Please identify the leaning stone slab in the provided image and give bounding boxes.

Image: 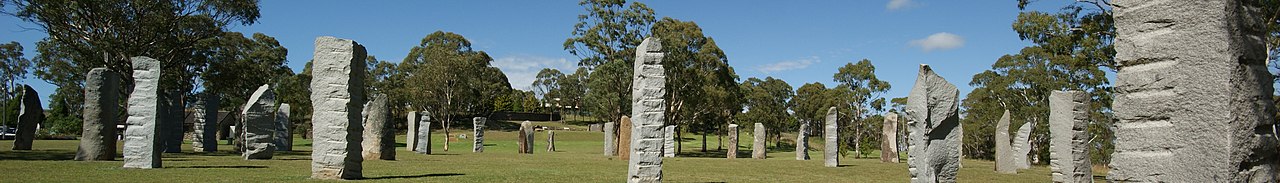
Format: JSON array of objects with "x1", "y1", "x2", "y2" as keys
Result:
[
  {"x1": 309, "y1": 36, "x2": 366, "y2": 179},
  {"x1": 881, "y1": 112, "x2": 900, "y2": 163},
  {"x1": 824, "y1": 107, "x2": 839, "y2": 167},
  {"x1": 473, "y1": 117, "x2": 486, "y2": 153},
  {"x1": 192, "y1": 94, "x2": 218, "y2": 153},
  {"x1": 123, "y1": 56, "x2": 163, "y2": 169},
  {"x1": 618, "y1": 116, "x2": 633, "y2": 160},
  {"x1": 905, "y1": 64, "x2": 962, "y2": 182},
  {"x1": 752, "y1": 123, "x2": 766, "y2": 159},
  {"x1": 663, "y1": 125, "x2": 675, "y2": 157},
  {"x1": 995, "y1": 110, "x2": 1015, "y2": 173},
  {"x1": 362, "y1": 94, "x2": 393, "y2": 160},
  {"x1": 626, "y1": 37, "x2": 666, "y2": 183},
  {"x1": 77, "y1": 68, "x2": 119, "y2": 160},
  {"x1": 275, "y1": 103, "x2": 292, "y2": 151},
  {"x1": 604, "y1": 121, "x2": 617, "y2": 156},
  {"x1": 727, "y1": 123, "x2": 739, "y2": 159},
  {"x1": 1050, "y1": 91, "x2": 1091, "y2": 182},
  {"x1": 242, "y1": 84, "x2": 277, "y2": 160},
  {"x1": 1012, "y1": 121, "x2": 1033, "y2": 170},
  {"x1": 796, "y1": 121, "x2": 810, "y2": 160},
  {"x1": 13, "y1": 85, "x2": 40, "y2": 150}
]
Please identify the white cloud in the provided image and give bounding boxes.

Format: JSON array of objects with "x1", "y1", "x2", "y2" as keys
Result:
[
  {"x1": 910, "y1": 32, "x2": 965, "y2": 52},
  {"x1": 887, "y1": 0, "x2": 913, "y2": 10},
  {"x1": 491, "y1": 55, "x2": 579, "y2": 91},
  {"x1": 756, "y1": 56, "x2": 820, "y2": 73}
]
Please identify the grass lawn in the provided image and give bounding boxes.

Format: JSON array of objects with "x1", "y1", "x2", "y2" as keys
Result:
[{"x1": 0, "y1": 121, "x2": 1089, "y2": 182}]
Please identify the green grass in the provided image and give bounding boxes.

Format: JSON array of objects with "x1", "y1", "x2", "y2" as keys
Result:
[{"x1": 0, "y1": 126, "x2": 1080, "y2": 182}]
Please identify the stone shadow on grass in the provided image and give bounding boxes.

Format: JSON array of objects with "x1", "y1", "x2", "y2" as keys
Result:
[
  {"x1": 0, "y1": 149, "x2": 76, "y2": 160},
  {"x1": 170, "y1": 165, "x2": 268, "y2": 169},
  {"x1": 363, "y1": 173, "x2": 464, "y2": 180}
]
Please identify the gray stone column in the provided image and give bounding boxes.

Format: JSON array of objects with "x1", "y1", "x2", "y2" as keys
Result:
[
  {"x1": 12, "y1": 85, "x2": 39, "y2": 150},
  {"x1": 1012, "y1": 122, "x2": 1033, "y2": 170},
  {"x1": 415, "y1": 112, "x2": 432, "y2": 154},
  {"x1": 905, "y1": 64, "x2": 962, "y2": 182},
  {"x1": 242, "y1": 84, "x2": 277, "y2": 160},
  {"x1": 518, "y1": 121, "x2": 532, "y2": 154},
  {"x1": 473, "y1": 117, "x2": 485, "y2": 153},
  {"x1": 604, "y1": 122, "x2": 617, "y2": 156},
  {"x1": 752, "y1": 123, "x2": 766, "y2": 159},
  {"x1": 824, "y1": 107, "x2": 839, "y2": 167},
  {"x1": 881, "y1": 112, "x2": 899, "y2": 163},
  {"x1": 275, "y1": 103, "x2": 291, "y2": 151},
  {"x1": 77, "y1": 68, "x2": 119, "y2": 160},
  {"x1": 626, "y1": 37, "x2": 666, "y2": 183},
  {"x1": 995, "y1": 110, "x2": 1014, "y2": 173},
  {"x1": 1050, "y1": 91, "x2": 1091, "y2": 182},
  {"x1": 309, "y1": 36, "x2": 366, "y2": 180},
  {"x1": 727, "y1": 124, "x2": 739, "y2": 159},
  {"x1": 362, "y1": 94, "x2": 393, "y2": 160},
  {"x1": 663, "y1": 125, "x2": 675, "y2": 158},
  {"x1": 796, "y1": 122, "x2": 809, "y2": 160},
  {"x1": 407, "y1": 111, "x2": 418, "y2": 152},
  {"x1": 547, "y1": 131, "x2": 556, "y2": 152},
  {"x1": 192, "y1": 94, "x2": 218, "y2": 153},
  {"x1": 123, "y1": 56, "x2": 163, "y2": 169}
]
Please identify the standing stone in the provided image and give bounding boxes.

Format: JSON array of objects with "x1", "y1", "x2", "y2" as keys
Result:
[
  {"x1": 626, "y1": 37, "x2": 666, "y2": 183},
  {"x1": 242, "y1": 85, "x2": 277, "y2": 159},
  {"x1": 192, "y1": 95, "x2": 219, "y2": 153},
  {"x1": 1050, "y1": 91, "x2": 1091, "y2": 183},
  {"x1": 123, "y1": 56, "x2": 163, "y2": 169},
  {"x1": 518, "y1": 121, "x2": 533, "y2": 154},
  {"x1": 310, "y1": 36, "x2": 365, "y2": 180},
  {"x1": 77, "y1": 68, "x2": 119, "y2": 160},
  {"x1": 905, "y1": 64, "x2": 962, "y2": 182},
  {"x1": 415, "y1": 113, "x2": 432, "y2": 154},
  {"x1": 1109, "y1": 0, "x2": 1280, "y2": 182},
  {"x1": 407, "y1": 111, "x2": 418, "y2": 152},
  {"x1": 604, "y1": 121, "x2": 617, "y2": 156},
  {"x1": 547, "y1": 131, "x2": 556, "y2": 152},
  {"x1": 796, "y1": 122, "x2": 810, "y2": 160},
  {"x1": 881, "y1": 112, "x2": 900, "y2": 163},
  {"x1": 727, "y1": 124, "x2": 739, "y2": 159},
  {"x1": 752, "y1": 123, "x2": 767, "y2": 159},
  {"x1": 13, "y1": 85, "x2": 40, "y2": 150},
  {"x1": 275, "y1": 103, "x2": 292, "y2": 151},
  {"x1": 823, "y1": 107, "x2": 839, "y2": 167},
  {"x1": 472, "y1": 117, "x2": 485, "y2": 153},
  {"x1": 1012, "y1": 122, "x2": 1033, "y2": 170},
  {"x1": 618, "y1": 116, "x2": 633, "y2": 160},
  {"x1": 590, "y1": 124, "x2": 602, "y2": 132},
  {"x1": 995, "y1": 110, "x2": 1015, "y2": 173},
  {"x1": 663, "y1": 125, "x2": 675, "y2": 158},
  {"x1": 361, "y1": 94, "x2": 393, "y2": 160},
  {"x1": 161, "y1": 92, "x2": 183, "y2": 153}
]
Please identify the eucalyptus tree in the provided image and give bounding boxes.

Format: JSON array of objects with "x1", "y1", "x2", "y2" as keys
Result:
[
  {"x1": 399, "y1": 31, "x2": 510, "y2": 151},
  {"x1": 566, "y1": 0, "x2": 656, "y2": 125},
  {"x1": 739, "y1": 77, "x2": 794, "y2": 147},
  {"x1": 651, "y1": 17, "x2": 741, "y2": 152},
  {"x1": 831, "y1": 59, "x2": 891, "y2": 157}
]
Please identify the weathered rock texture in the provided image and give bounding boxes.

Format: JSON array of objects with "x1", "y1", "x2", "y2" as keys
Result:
[
  {"x1": 1109, "y1": 0, "x2": 1280, "y2": 182},
  {"x1": 547, "y1": 131, "x2": 556, "y2": 152},
  {"x1": 824, "y1": 107, "x2": 839, "y2": 167},
  {"x1": 1012, "y1": 122, "x2": 1033, "y2": 170},
  {"x1": 275, "y1": 103, "x2": 292, "y2": 151},
  {"x1": 242, "y1": 84, "x2": 277, "y2": 160},
  {"x1": 881, "y1": 112, "x2": 900, "y2": 163},
  {"x1": 13, "y1": 85, "x2": 40, "y2": 150},
  {"x1": 416, "y1": 116, "x2": 432, "y2": 154},
  {"x1": 905, "y1": 64, "x2": 962, "y2": 182},
  {"x1": 604, "y1": 121, "x2": 617, "y2": 156},
  {"x1": 407, "y1": 111, "x2": 418, "y2": 152},
  {"x1": 123, "y1": 56, "x2": 163, "y2": 169},
  {"x1": 473, "y1": 117, "x2": 485, "y2": 153},
  {"x1": 752, "y1": 123, "x2": 767, "y2": 159},
  {"x1": 518, "y1": 121, "x2": 533, "y2": 154},
  {"x1": 626, "y1": 37, "x2": 666, "y2": 183},
  {"x1": 995, "y1": 110, "x2": 1015, "y2": 173},
  {"x1": 362, "y1": 94, "x2": 393, "y2": 160},
  {"x1": 663, "y1": 125, "x2": 675, "y2": 157},
  {"x1": 796, "y1": 122, "x2": 810, "y2": 160},
  {"x1": 1050, "y1": 91, "x2": 1092, "y2": 182},
  {"x1": 76, "y1": 68, "x2": 119, "y2": 160},
  {"x1": 192, "y1": 94, "x2": 218, "y2": 153},
  {"x1": 618, "y1": 116, "x2": 632, "y2": 160},
  {"x1": 727, "y1": 124, "x2": 739, "y2": 159},
  {"x1": 309, "y1": 36, "x2": 366, "y2": 179}
]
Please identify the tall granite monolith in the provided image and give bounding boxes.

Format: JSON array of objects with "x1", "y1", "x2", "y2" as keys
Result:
[
  {"x1": 518, "y1": 121, "x2": 532, "y2": 154},
  {"x1": 275, "y1": 103, "x2": 292, "y2": 151},
  {"x1": 407, "y1": 111, "x2": 418, "y2": 152},
  {"x1": 881, "y1": 112, "x2": 900, "y2": 163},
  {"x1": 604, "y1": 121, "x2": 617, "y2": 156},
  {"x1": 905, "y1": 64, "x2": 962, "y2": 182},
  {"x1": 473, "y1": 117, "x2": 485, "y2": 153},
  {"x1": 626, "y1": 37, "x2": 666, "y2": 183},
  {"x1": 1012, "y1": 122, "x2": 1033, "y2": 170},
  {"x1": 415, "y1": 114, "x2": 432, "y2": 154},
  {"x1": 995, "y1": 110, "x2": 1015, "y2": 174},
  {"x1": 796, "y1": 122, "x2": 810, "y2": 160},
  {"x1": 727, "y1": 123, "x2": 739, "y2": 159},
  {"x1": 824, "y1": 107, "x2": 839, "y2": 167},
  {"x1": 663, "y1": 125, "x2": 675, "y2": 157},
  {"x1": 192, "y1": 94, "x2": 218, "y2": 153},
  {"x1": 123, "y1": 56, "x2": 163, "y2": 169},
  {"x1": 1050, "y1": 91, "x2": 1091, "y2": 182},
  {"x1": 309, "y1": 36, "x2": 365, "y2": 179},
  {"x1": 547, "y1": 131, "x2": 556, "y2": 152},
  {"x1": 618, "y1": 116, "x2": 632, "y2": 160},
  {"x1": 242, "y1": 84, "x2": 277, "y2": 160},
  {"x1": 362, "y1": 94, "x2": 393, "y2": 160},
  {"x1": 76, "y1": 68, "x2": 119, "y2": 160},
  {"x1": 752, "y1": 123, "x2": 766, "y2": 159},
  {"x1": 12, "y1": 85, "x2": 41, "y2": 150}
]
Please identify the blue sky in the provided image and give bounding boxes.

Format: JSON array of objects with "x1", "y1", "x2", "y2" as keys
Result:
[{"x1": 1, "y1": 0, "x2": 1083, "y2": 108}]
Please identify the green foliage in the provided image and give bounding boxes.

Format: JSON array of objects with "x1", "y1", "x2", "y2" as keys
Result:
[
  {"x1": 583, "y1": 59, "x2": 631, "y2": 123},
  {"x1": 831, "y1": 59, "x2": 891, "y2": 157},
  {"x1": 396, "y1": 31, "x2": 511, "y2": 147},
  {"x1": 651, "y1": 17, "x2": 742, "y2": 151},
  {"x1": 738, "y1": 77, "x2": 794, "y2": 146},
  {"x1": 0, "y1": 41, "x2": 30, "y2": 128},
  {"x1": 43, "y1": 90, "x2": 78, "y2": 136},
  {"x1": 198, "y1": 32, "x2": 291, "y2": 111},
  {"x1": 564, "y1": 0, "x2": 656, "y2": 69}
]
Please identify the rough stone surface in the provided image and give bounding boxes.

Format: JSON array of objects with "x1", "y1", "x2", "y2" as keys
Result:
[
  {"x1": 161, "y1": 92, "x2": 183, "y2": 153},
  {"x1": 604, "y1": 121, "x2": 617, "y2": 156},
  {"x1": 473, "y1": 117, "x2": 486, "y2": 153},
  {"x1": 727, "y1": 124, "x2": 739, "y2": 159},
  {"x1": 275, "y1": 103, "x2": 292, "y2": 151},
  {"x1": 519, "y1": 121, "x2": 533, "y2": 154},
  {"x1": 1050, "y1": 91, "x2": 1092, "y2": 182},
  {"x1": 626, "y1": 37, "x2": 666, "y2": 183},
  {"x1": 123, "y1": 56, "x2": 163, "y2": 169},
  {"x1": 618, "y1": 116, "x2": 633, "y2": 160},
  {"x1": 752, "y1": 123, "x2": 766, "y2": 159},
  {"x1": 76, "y1": 68, "x2": 119, "y2": 160},
  {"x1": 309, "y1": 36, "x2": 365, "y2": 179},
  {"x1": 995, "y1": 110, "x2": 1015, "y2": 173},
  {"x1": 796, "y1": 122, "x2": 810, "y2": 160},
  {"x1": 192, "y1": 94, "x2": 218, "y2": 153},
  {"x1": 242, "y1": 84, "x2": 277, "y2": 160},
  {"x1": 547, "y1": 131, "x2": 556, "y2": 152},
  {"x1": 361, "y1": 94, "x2": 393, "y2": 160},
  {"x1": 416, "y1": 115, "x2": 432, "y2": 154},
  {"x1": 905, "y1": 64, "x2": 962, "y2": 182},
  {"x1": 663, "y1": 125, "x2": 675, "y2": 158},
  {"x1": 407, "y1": 111, "x2": 418, "y2": 152},
  {"x1": 881, "y1": 112, "x2": 900, "y2": 163},
  {"x1": 1012, "y1": 122, "x2": 1033, "y2": 170},
  {"x1": 824, "y1": 107, "x2": 839, "y2": 167}
]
